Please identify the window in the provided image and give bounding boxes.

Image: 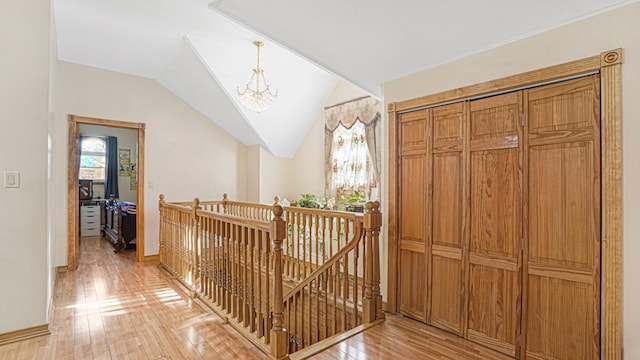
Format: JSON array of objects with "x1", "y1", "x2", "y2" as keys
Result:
[
  {"x1": 79, "y1": 137, "x2": 106, "y2": 181},
  {"x1": 330, "y1": 122, "x2": 374, "y2": 197},
  {"x1": 324, "y1": 96, "x2": 381, "y2": 203}
]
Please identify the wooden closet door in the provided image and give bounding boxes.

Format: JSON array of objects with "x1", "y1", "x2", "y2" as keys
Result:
[
  {"x1": 467, "y1": 92, "x2": 523, "y2": 357},
  {"x1": 523, "y1": 76, "x2": 601, "y2": 360},
  {"x1": 397, "y1": 110, "x2": 430, "y2": 322},
  {"x1": 429, "y1": 102, "x2": 466, "y2": 335}
]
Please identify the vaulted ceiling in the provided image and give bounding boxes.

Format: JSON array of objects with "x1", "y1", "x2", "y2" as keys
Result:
[{"x1": 54, "y1": 0, "x2": 637, "y2": 157}]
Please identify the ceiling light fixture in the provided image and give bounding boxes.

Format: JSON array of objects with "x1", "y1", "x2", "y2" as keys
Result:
[{"x1": 237, "y1": 41, "x2": 278, "y2": 113}]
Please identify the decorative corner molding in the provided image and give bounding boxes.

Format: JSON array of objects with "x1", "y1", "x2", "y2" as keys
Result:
[
  {"x1": 387, "y1": 103, "x2": 396, "y2": 113},
  {"x1": 139, "y1": 123, "x2": 146, "y2": 129},
  {"x1": 601, "y1": 49, "x2": 623, "y2": 67}
]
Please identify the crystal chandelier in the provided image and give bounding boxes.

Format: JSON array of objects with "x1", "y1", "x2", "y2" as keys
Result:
[{"x1": 237, "y1": 41, "x2": 278, "y2": 113}]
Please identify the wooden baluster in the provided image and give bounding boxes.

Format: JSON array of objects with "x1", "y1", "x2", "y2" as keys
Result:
[
  {"x1": 296, "y1": 212, "x2": 301, "y2": 281},
  {"x1": 263, "y1": 231, "x2": 273, "y2": 344},
  {"x1": 223, "y1": 220, "x2": 229, "y2": 313},
  {"x1": 192, "y1": 198, "x2": 201, "y2": 297},
  {"x1": 222, "y1": 193, "x2": 228, "y2": 214},
  {"x1": 342, "y1": 255, "x2": 348, "y2": 331},
  {"x1": 159, "y1": 195, "x2": 165, "y2": 266},
  {"x1": 353, "y1": 240, "x2": 359, "y2": 327},
  {"x1": 314, "y1": 214, "x2": 319, "y2": 270},
  {"x1": 270, "y1": 204, "x2": 287, "y2": 360},
  {"x1": 323, "y1": 270, "x2": 328, "y2": 339},
  {"x1": 250, "y1": 228, "x2": 256, "y2": 333},
  {"x1": 212, "y1": 218, "x2": 217, "y2": 305},
  {"x1": 321, "y1": 216, "x2": 326, "y2": 267},
  {"x1": 328, "y1": 217, "x2": 334, "y2": 261},
  {"x1": 232, "y1": 224, "x2": 238, "y2": 319}
]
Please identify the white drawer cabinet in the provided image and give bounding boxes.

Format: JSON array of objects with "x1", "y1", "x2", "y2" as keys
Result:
[{"x1": 80, "y1": 205, "x2": 101, "y2": 237}]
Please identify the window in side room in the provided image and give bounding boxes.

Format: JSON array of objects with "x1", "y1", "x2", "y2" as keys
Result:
[{"x1": 79, "y1": 137, "x2": 106, "y2": 181}]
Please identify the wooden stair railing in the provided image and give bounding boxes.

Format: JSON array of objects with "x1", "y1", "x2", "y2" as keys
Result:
[
  {"x1": 278, "y1": 201, "x2": 384, "y2": 359},
  {"x1": 158, "y1": 195, "x2": 383, "y2": 360}
]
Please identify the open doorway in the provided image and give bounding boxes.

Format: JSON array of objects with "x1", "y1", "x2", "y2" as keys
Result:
[{"x1": 67, "y1": 115, "x2": 146, "y2": 270}]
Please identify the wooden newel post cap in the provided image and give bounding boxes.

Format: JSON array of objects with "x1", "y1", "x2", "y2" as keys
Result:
[
  {"x1": 159, "y1": 194, "x2": 165, "y2": 202},
  {"x1": 366, "y1": 201, "x2": 374, "y2": 212},
  {"x1": 273, "y1": 204, "x2": 284, "y2": 219}
]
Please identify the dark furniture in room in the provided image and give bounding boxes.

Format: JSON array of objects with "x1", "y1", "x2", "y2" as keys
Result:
[{"x1": 103, "y1": 195, "x2": 136, "y2": 253}]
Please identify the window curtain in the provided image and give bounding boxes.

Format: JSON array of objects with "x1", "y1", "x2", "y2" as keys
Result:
[
  {"x1": 104, "y1": 136, "x2": 119, "y2": 199},
  {"x1": 324, "y1": 96, "x2": 381, "y2": 200}
]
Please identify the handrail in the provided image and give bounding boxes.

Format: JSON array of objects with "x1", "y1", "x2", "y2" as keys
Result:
[{"x1": 158, "y1": 194, "x2": 383, "y2": 359}]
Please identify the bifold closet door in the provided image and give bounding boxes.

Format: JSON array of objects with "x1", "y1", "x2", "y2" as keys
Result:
[
  {"x1": 397, "y1": 110, "x2": 430, "y2": 322},
  {"x1": 466, "y1": 92, "x2": 523, "y2": 357},
  {"x1": 523, "y1": 76, "x2": 601, "y2": 359},
  {"x1": 429, "y1": 102, "x2": 467, "y2": 335}
]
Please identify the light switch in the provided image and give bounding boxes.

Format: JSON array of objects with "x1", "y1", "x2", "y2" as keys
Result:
[{"x1": 4, "y1": 171, "x2": 20, "y2": 188}]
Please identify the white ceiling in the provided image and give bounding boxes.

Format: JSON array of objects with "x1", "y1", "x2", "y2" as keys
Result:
[{"x1": 54, "y1": 0, "x2": 637, "y2": 157}]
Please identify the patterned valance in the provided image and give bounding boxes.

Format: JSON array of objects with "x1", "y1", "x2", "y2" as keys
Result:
[{"x1": 325, "y1": 96, "x2": 381, "y2": 131}]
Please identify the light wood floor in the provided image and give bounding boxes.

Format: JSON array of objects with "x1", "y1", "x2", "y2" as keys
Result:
[{"x1": 0, "y1": 236, "x2": 512, "y2": 360}]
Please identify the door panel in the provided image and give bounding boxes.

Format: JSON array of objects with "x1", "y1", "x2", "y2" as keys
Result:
[
  {"x1": 467, "y1": 92, "x2": 522, "y2": 357},
  {"x1": 398, "y1": 249, "x2": 427, "y2": 320},
  {"x1": 432, "y1": 153, "x2": 462, "y2": 248},
  {"x1": 523, "y1": 76, "x2": 600, "y2": 360},
  {"x1": 528, "y1": 143, "x2": 594, "y2": 269},
  {"x1": 397, "y1": 110, "x2": 430, "y2": 322},
  {"x1": 431, "y1": 255, "x2": 464, "y2": 334},
  {"x1": 400, "y1": 154, "x2": 426, "y2": 242},
  {"x1": 429, "y1": 102, "x2": 466, "y2": 335}
]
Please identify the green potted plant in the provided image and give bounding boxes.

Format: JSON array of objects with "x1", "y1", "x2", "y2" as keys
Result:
[
  {"x1": 340, "y1": 191, "x2": 366, "y2": 213},
  {"x1": 295, "y1": 193, "x2": 322, "y2": 209}
]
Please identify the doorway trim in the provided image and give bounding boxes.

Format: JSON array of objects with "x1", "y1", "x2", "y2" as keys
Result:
[
  {"x1": 387, "y1": 49, "x2": 623, "y2": 359},
  {"x1": 67, "y1": 115, "x2": 146, "y2": 269}
]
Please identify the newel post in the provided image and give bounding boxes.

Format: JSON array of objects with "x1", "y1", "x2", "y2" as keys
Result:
[
  {"x1": 370, "y1": 201, "x2": 384, "y2": 320},
  {"x1": 270, "y1": 204, "x2": 288, "y2": 360},
  {"x1": 363, "y1": 201, "x2": 384, "y2": 323}
]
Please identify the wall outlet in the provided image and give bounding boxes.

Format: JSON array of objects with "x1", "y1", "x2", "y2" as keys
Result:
[{"x1": 4, "y1": 171, "x2": 20, "y2": 188}]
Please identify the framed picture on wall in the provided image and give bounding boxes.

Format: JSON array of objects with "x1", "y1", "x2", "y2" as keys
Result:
[{"x1": 119, "y1": 149, "x2": 130, "y2": 176}]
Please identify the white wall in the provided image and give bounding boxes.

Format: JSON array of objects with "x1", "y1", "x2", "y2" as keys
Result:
[
  {"x1": 246, "y1": 145, "x2": 260, "y2": 203},
  {"x1": 47, "y1": 0, "x2": 59, "y2": 322},
  {"x1": 54, "y1": 61, "x2": 248, "y2": 262},
  {"x1": 382, "y1": 3, "x2": 640, "y2": 358},
  {"x1": 0, "y1": 0, "x2": 50, "y2": 334},
  {"x1": 259, "y1": 147, "x2": 293, "y2": 204},
  {"x1": 78, "y1": 124, "x2": 138, "y2": 202}
]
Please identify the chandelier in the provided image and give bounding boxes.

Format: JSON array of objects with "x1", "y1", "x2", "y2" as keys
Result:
[{"x1": 237, "y1": 41, "x2": 278, "y2": 113}]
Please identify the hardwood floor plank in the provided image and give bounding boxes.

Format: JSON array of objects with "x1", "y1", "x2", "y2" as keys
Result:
[
  {"x1": 0, "y1": 235, "x2": 514, "y2": 359},
  {"x1": 310, "y1": 314, "x2": 513, "y2": 360}
]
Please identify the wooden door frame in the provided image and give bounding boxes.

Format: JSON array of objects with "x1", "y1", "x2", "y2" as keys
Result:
[
  {"x1": 67, "y1": 115, "x2": 146, "y2": 269},
  {"x1": 387, "y1": 49, "x2": 623, "y2": 359}
]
